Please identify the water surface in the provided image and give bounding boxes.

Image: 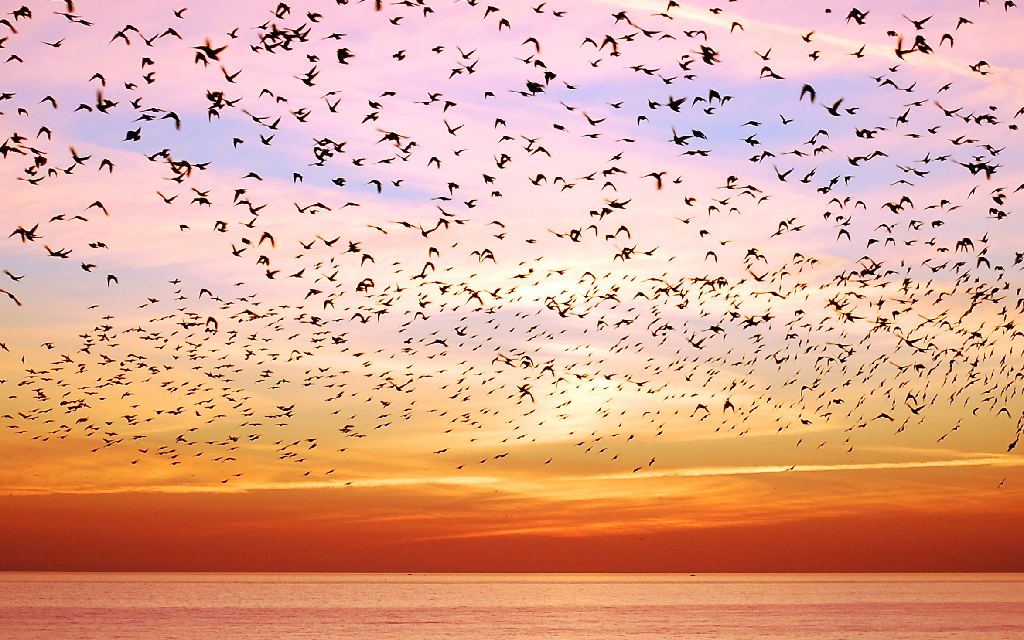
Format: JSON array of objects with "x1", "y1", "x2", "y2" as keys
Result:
[{"x1": 1, "y1": 573, "x2": 1021, "y2": 639}]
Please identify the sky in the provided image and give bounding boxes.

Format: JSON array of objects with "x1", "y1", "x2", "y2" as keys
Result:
[{"x1": 1, "y1": 0, "x2": 1024, "y2": 572}]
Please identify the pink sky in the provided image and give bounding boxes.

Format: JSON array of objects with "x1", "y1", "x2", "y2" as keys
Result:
[{"x1": 1, "y1": 0, "x2": 1024, "y2": 570}]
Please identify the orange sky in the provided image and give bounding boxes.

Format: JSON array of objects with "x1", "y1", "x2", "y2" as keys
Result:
[
  {"x1": 2, "y1": 0, "x2": 1024, "y2": 571},
  {"x1": 4, "y1": 485, "x2": 1024, "y2": 572}
]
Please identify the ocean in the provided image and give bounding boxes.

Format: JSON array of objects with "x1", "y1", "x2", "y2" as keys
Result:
[{"x1": 1, "y1": 573, "x2": 1021, "y2": 639}]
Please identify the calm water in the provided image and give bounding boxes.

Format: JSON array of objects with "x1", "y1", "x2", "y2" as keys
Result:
[{"x1": 1, "y1": 573, "x2": 1021, "y2": 639}]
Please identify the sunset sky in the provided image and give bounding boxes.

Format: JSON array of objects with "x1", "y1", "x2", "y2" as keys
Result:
[{"x1": 2, "y1": 0, "x2": 1024, "y2": 572}]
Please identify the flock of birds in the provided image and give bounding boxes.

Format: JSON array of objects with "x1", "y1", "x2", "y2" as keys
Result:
[{"x1": 1, "y1": 0, "x2": 1023, "y2": 487}]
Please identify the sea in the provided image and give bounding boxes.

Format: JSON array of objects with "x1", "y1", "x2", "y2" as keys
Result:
[{"x1": 1, "y1": 573, "x2": 1021, "y2": 639}]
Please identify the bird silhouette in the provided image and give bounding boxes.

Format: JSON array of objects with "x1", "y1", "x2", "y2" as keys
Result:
[{"x1": 0, "y1": 0, "x2": 1021, "y2": 495}]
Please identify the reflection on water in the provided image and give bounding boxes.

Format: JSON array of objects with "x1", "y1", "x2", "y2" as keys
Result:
[{"x1": 1, "y1": 573, "x2": 1022, "y2": 640}]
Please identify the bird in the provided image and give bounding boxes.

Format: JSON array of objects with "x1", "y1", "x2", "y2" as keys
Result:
[
  {"x1": 0, "y1": 0, "x2": 1021, "y2": 505},
  {"x1": 0, "y1": 288, "x2": 21, "y2": 306}
]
